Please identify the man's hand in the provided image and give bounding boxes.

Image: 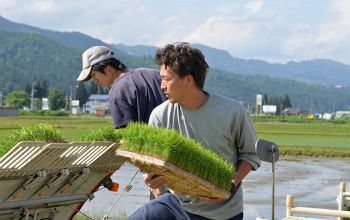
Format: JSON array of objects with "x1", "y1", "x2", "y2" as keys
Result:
[
  {"x1": 144, "y1": 172, "x2": 168, "y2": 189},
  {"x1": 198, "y1": 196, "x2": 224, "y2": 204}
]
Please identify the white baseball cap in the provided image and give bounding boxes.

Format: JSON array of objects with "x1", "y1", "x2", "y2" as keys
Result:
[{"x1": 77, "y1": 46, "x2": 115, "y2": 82}]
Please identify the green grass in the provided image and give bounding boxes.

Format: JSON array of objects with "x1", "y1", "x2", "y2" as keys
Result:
[
  {"x1": 253, "y1": 118, "x2": 350, "y2": 157},
  {"x1": 257, "y1": 134, "x2": 350, "y2": 148},
  {"x1": 254, "y1": 120, "x2": 350, "y2": 145},
  {"x1": 279, "y1": 146, "x2": 350, "y2": 158},
  {"x1": 344, "y1": 205, "x2": 350, "y2": 220},
  {"x1": 0, "y1": 118, "x2": 235, "y2": 190},
  {"x1": 0, "y1": 115, "x2": 349, "y2": 158},
  {"x1": 121, "y1": 122, "x2": 235, "y2": 191},
  {"x1": 0, "y1": 115, "x2": 114, "y2": 141},
  {"x1": 0, "y1": 123, "x2": 65, "y2": 157},
  {"x1": 254, "y1": 121, "x2": 350, "y2": 136},
  {"x1": 77, "y1": 126, "x2": 124, "y2": 142},
  {"x1": 0, "y1": 122, "x2": 124, "y2": 157}
]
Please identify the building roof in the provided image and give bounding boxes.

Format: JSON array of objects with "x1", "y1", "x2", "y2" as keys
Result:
[
  {"x1": 83, "y1": 101, "x2": 90, "y2": 107},
  {"x1": 282, "y1": 107, "x2": 310, "y2": 114},
  {"x1": 88, "y1": 94, "x2": 109, "y2": 100},
  {"x1": 282, "y1": 108, "x2": 300, "y2": 114}
]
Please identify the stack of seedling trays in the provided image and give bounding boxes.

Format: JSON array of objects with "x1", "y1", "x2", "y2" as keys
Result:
[
  {"x1": 0, "y1": 124, "x2": 125, "y2": 220},
  {"x1": 117, "y1": 123, "x2": 235, "y2": 199}
]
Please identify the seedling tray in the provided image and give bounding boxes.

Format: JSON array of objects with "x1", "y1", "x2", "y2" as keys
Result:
[{"x1": 116, "y1": 149, "x2": 231, "y2": 199}]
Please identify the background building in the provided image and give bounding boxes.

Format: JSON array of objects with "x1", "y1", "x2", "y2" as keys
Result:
[{"x1": 83, "y1": 94, "x2": 109, "y2": 114}]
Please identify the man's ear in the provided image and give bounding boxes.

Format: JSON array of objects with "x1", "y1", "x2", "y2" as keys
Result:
[
  {"x1": 105, "y1": 64, "x2": 116, "y2": 75},
  {"x1": 105, "y1": 64, "x2": 111, "y2": 72},
  {"x1": 184, "y1": 74, "x2": 194, "y2": 87}
]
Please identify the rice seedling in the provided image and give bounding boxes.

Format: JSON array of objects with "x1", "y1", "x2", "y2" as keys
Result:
[
  {"x1": 1, "y1": 115, "x2": 348, "y2": 158},
  {"x1": 120, "y1": 122, "x2": 234, "y2": 191},
  {"x1": 77, "y1": 126, "x2": 124, "y2": 142},
  {"x1": 344, "y1": 205, "x2": 350, "y2": 220},
  {"x1": 0, "y1": 123, "x2": 65, "y2": 157},
  {"x1": 279, "y1": 146, "x2": 350, "y2": 158}
]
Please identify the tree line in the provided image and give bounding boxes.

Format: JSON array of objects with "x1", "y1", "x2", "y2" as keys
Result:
[
  {"x1": 262, "y1": 93, "x2": 292, "y2": 115},
  {"x1": 4, "y1": 78, "x2": 107, "y2": 111}
]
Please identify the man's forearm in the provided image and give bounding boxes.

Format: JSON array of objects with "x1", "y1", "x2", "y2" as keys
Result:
[{"x1": 232, "y1": 160, "x2": 252, "y2": 186}]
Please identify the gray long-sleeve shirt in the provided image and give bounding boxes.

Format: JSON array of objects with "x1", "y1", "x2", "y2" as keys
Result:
[{"x1": 148, "y1": 91, "x2": 261, "y2": 219}]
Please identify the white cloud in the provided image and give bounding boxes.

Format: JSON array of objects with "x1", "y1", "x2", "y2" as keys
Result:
[
  {"x1": 330, "y1": 0, "x2": 350, "y2": 23},
  {"x1": 183, "y1": 2, "x2": 288, "y2": 60},
  {"x1": 246, "y1": 1, "x2": 264, "y2": 13},
  {"x1": 1, "y1": 0, "x2": 350, "y2": 64},
  {"x1": 30, "y1": 0, "x2": 61, "y2": 15},
  {"x1": 188, "y1": 16, "x2": 257, "y2": 52},
  {"x1": 276, "y1": 0, "x2": 350, "y2": 63},
  {"x1": 0, "y1": 0, "x2": 16, "y2": 9}
]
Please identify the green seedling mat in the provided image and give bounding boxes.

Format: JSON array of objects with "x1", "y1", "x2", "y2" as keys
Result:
[{"x1": 116, "y1": 149, "x2": 231, "y2": 199}]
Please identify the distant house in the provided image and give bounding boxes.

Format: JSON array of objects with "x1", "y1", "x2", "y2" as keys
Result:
[
  {"x1": 0, "y1": 107, "x2": 18, "y2": 117},
  {"x1": 335, "y1": 111, "x2": 350, "y2": 119},
  {"x1": 281, "y1": 107, "x2": 310, "y2": 117},
  {"x1": 83, "y1": 94, "x2": 109, "y2": 113}
]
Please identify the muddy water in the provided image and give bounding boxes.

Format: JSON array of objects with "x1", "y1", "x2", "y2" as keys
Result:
[
  {"x1": 244, "y1": 157, "x2": 350, "y2": 219},
  {"x1": 80, "y1": 157, "x2": 350, "y2": 220}
]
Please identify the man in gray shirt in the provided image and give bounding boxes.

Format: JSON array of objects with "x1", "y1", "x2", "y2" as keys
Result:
[{"x1": 128, "y1": 42, "x2": 261, "y2": 220}]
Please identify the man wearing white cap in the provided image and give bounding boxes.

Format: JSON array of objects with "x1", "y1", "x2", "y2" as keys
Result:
[
  {"x1": 77, "y1": 46, "x2": 168, "y2": 199},
  {"x1": 77, "y1": 46, "x2": 167, "y2": 130}
]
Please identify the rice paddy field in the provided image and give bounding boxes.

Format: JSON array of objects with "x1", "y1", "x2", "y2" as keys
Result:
[
  {"x1": 253, "y1": 117, "x2": 350, "y2": 157},
  {"x1": 0, "y1": 114, "x2": 349, "y2": 158},
  {"x1": 255, "y1": 122, "x2": 350, "y2": 148}
]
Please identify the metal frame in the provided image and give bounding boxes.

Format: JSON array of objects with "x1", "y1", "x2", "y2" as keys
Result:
[{"x1": 0, "y1": 141, "x2": 125, "y2": 219}]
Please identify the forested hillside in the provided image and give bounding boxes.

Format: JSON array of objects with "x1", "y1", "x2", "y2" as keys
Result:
[
  {"x1": 0, "y1": 29, "x2": 349, "y2": 112},
  {"x1": 114, "y1": 43, "x2": 350, "y2": 87},
  {"x1": 0, "y1": 29, "x2": 157, "y2": 94},
  {"x1": 2, "y1": 15, "x2": 349, "y2": 88},
  {"x1": 0, "y1": 29, "x2": 83, "y2": 93},
  {"x1": 205, "y1": 68, "x2": 349, "y2": 112},
  {"x1": 0, "y1": 15, "x2": 121, "y2": 53}
]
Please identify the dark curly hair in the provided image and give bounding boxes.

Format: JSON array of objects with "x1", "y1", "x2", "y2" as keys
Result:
[{"x1": 154, "y1": 42, "x2": 209, "y2": 89}]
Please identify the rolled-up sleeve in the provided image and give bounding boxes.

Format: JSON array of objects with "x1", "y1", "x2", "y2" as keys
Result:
[{"x1": 236, "y1": 109, "x2": 261, "y2": 171}]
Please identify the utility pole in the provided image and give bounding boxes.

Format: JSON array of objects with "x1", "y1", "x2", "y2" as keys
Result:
[
  {"x1": 0, "y1": 91, "x2": 2, "y2": 106},
  {"x1": 30, "y1": 81, "x2": 37, "y2": 110},
  {"x1": 70, "y1": 86, "x2": 73, "y2": 111},
  {"x1": 310, "y1": 96, "x2": 313, "y2": 113},
  {"x1": 73, "y1": 84, "x2": 78, "y2": 100},
  {"x1": 98, "y1": 85, "x2": 100, "y2": 108},
  {"x1": 65, "y1": 95, "x2": 68, "y2": 111}
]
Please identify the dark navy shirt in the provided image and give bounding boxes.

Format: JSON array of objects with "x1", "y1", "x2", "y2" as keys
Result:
[{"x1": 109, "y1": 68, "x2": 167, "y2": 128}]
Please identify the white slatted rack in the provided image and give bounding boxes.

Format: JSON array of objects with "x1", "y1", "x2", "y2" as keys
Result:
[{"x1": 0, "y1": 141, "x2": 125, "y2": 219}]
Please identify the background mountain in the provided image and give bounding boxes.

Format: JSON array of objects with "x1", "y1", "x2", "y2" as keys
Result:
[
  {"x1": 2, "y1": 16, "x2": 349, "y2": 87},
  {"x1": 0, "y1": 15, "x2": 125, "y2": 55},
  {"x1": 114, "y1": 43, "x2": 350, "y2": 87},
  {"x1": 0, "y1": 16, "x2": 349, "y2": 113}
]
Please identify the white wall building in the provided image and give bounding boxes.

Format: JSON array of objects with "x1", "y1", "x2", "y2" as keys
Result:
[
  {"x1": 83, "y1": 94, "x2": 109, "y2": 113},
  {"x1": 335, "y1": 111, "x2": 350, "y2": 119}
]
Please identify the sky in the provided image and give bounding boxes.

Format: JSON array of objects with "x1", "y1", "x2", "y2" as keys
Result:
[{"x1": 1, "y1": 0, "x2": 350, "y2": 65}]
